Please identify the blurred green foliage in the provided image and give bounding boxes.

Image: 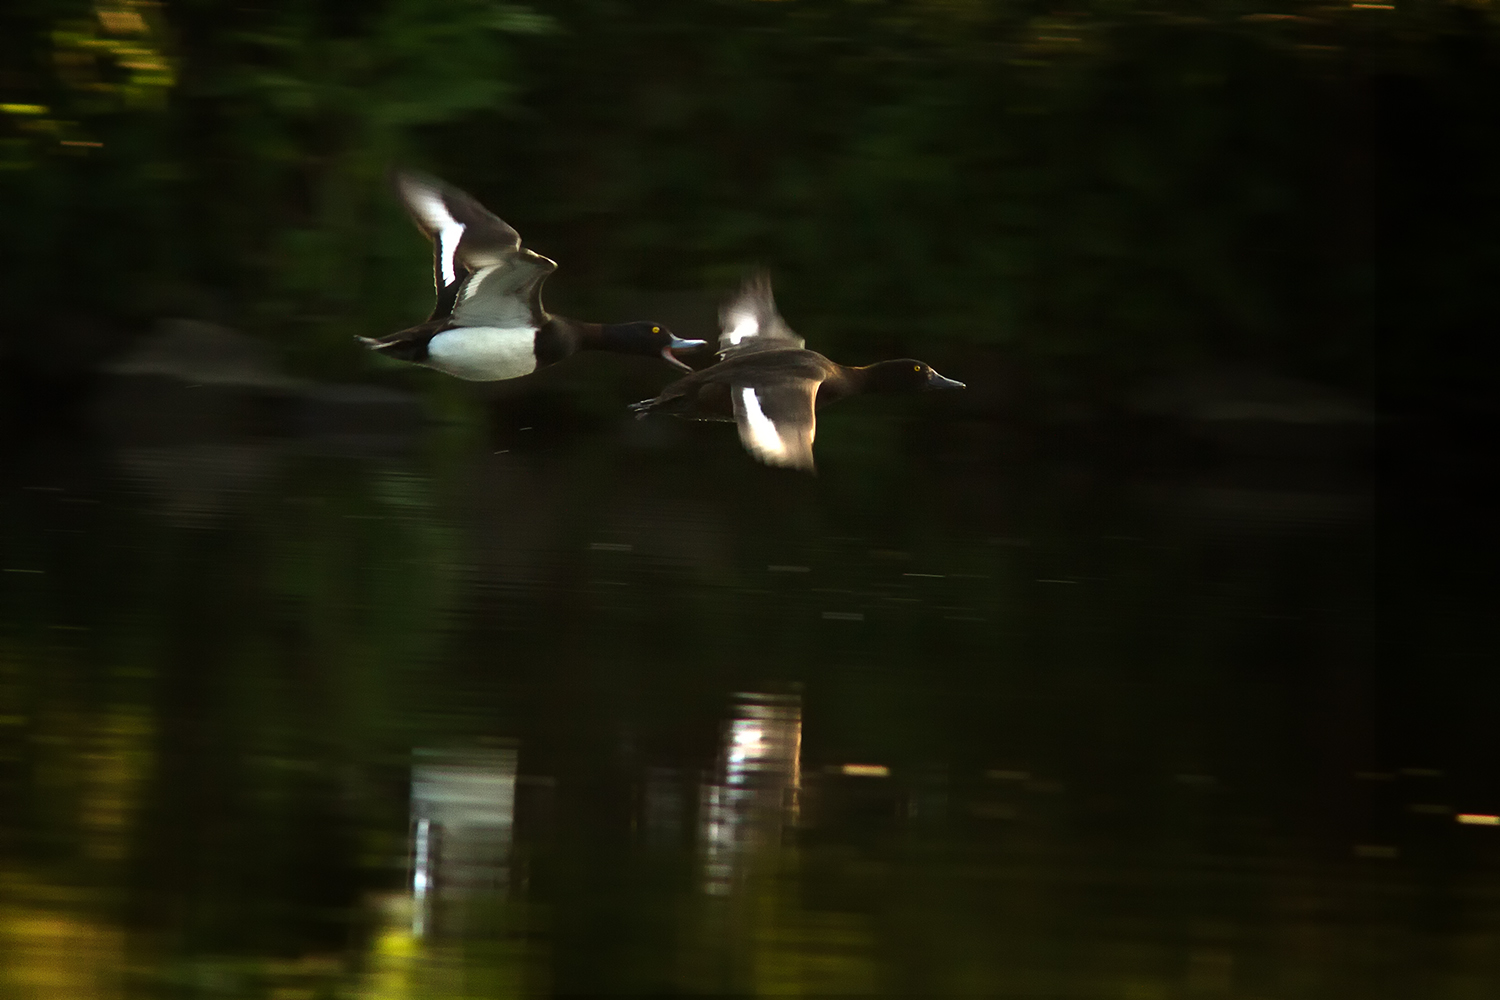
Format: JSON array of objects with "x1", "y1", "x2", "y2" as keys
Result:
[{"x1": 3, "y1": 0, "x2": 1499, "y2": 400}]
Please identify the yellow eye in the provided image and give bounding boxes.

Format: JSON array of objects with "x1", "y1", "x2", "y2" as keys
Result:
[
  {"x1": 652, "y1": 326, "x2": 660, "y2": 334},
  {"x1": 913, "y1": 365, "x2": 921, "y2": 372}
]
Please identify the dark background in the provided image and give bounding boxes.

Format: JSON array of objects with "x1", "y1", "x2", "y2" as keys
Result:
[
  {"x1": 5, "y1": 0, "x2": 1497, "y2": 421},
  {"x1": 1, "y1": 1, "x2": 1496, "y2": 995}
]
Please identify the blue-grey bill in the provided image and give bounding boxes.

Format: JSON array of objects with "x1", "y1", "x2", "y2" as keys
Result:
[
  {"x1": 664, "y1": 336, "x2": 708, "y2": 371},
  {"x1": 928, "y1": 371, "x2": 965, "y2": 390}
]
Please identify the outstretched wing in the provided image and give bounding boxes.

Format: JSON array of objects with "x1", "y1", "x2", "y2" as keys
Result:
[
  {"x1": 393, "y1": 170, "x2": 526, "y2": 319},
  {"x1": 452, "y1": 250, "x2": 557, "y2": 330},
  {"x1": 718, "y1": 271, "x2": 804, "y2": 359},
  {"x1": 730, "y1": 380, "x2": 818, "y2": 473}
]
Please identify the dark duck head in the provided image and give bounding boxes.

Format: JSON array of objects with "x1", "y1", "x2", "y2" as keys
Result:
[
  {"x1": 598, "y1": 321, "x2": 703, "y2": 372},
  {"x1": 853, "y1": 359, "x2": 966, "y2": 393}
]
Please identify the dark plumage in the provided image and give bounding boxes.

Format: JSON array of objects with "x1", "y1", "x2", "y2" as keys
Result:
[
  {"x1": 357, "y1": 171, "x2": 705, "y2": 380},
  {"x1": 630, "y1": 273, "x2": 964, "y2": 472}
]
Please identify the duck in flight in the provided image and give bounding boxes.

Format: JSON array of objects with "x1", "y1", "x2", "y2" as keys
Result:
[
  {"x1": 357, "y1": 171, "x2": 705, "y2": 381},
  {"x1": 629, "y1": 273, "x2": 964, "y2": 472}
]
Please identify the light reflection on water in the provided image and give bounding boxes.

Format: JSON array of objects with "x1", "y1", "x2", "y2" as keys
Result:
[
  {"x1": 408, "y1": 747, "x2": 518, "y2": 939},
  {"x1": 3, "y1": 412, "x2": 1494, "y2": 996},
  {"x1": 701, "y1": 691, "x2": 802, "y2": 896}
]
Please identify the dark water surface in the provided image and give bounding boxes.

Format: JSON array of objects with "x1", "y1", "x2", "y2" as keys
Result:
[{"x1": 1, "y1": 401, "x2": 1492, "y2": 997}]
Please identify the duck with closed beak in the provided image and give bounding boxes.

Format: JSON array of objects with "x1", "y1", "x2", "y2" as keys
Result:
[
  {"x1": 629, "y1": 273, "x2": 964, "y2": 472},
  {"x1": 358, "y1": 171, "x2": 705, "y2": 380}
]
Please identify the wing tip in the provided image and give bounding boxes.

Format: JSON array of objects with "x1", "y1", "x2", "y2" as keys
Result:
[
  {"x1": 717, "y1": 268, "x2": 788, "y2": 356},
  {"x1": 733, "y1": 267, "x2": 775, "y2": 306},
  {"x1": 390, "y1": 167, "x2": 453, "y2": 240},
  {"x1": 389, "y1": 165, "x2": 437, "y2": 202},
  {"x1": 757, "y1": 452, "x2": 817, "y2": 474}
]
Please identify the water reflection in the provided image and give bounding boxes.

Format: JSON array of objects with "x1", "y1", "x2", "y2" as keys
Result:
[
  {"x1": 408, "y1": 747, "x2": 518, "y2": 938},
  {"x1": 700, "y1": 690, "x2": 802, "y2": 896},
  {"x1": 11, "y1": 408, "x2": 1497, "y2": 996},
  {"x1": 114, "y1": 443, "x2": 280, "y2": 521}
]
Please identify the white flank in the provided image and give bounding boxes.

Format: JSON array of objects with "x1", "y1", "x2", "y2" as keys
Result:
[
  {"x1": 426, "y1": 327, "x2": 538, "y2": 382},
  {"x1": 408, "y1": 185, "x2": 467, "y2": 287},
  {"x1": 726, "y1": 312, "x2": 759, "y2": 345},
  {"x1": 739, "y1": 387, "x2": 787, "y2": 457}
]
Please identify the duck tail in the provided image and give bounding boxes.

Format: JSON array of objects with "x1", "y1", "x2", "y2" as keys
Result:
[
  {"x1": 355, "y1": 332, "x2": 430, "y2": 363},
  {"x1": 354, "y1": 334, "x2": 399, "y2": 357}
]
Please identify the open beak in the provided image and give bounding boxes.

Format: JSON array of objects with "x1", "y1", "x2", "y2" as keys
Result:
[
  {"x1": 927, "y1": 369, "x2": 965, "y2": 390},
  {"x1": 662, "y1": 335, "x2": 707, "y2": 372}
]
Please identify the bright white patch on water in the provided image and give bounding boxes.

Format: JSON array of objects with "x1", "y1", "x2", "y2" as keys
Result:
[
  {"x1": 427, "y1": 326, "x2": 537, "y2": 381},
  {"x1": 407, "y1": 185, "x2": 467, "y2": 286},
  {"x1": 739, "y1": 387, "x2": 786, "y2": 458}
]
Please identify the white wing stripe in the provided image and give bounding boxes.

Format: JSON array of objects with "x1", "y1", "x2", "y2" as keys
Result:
[
  {"x1": 739, "y1": 387, "x2": 787, "y2": 458},
  {"x1": 459, "y1": 264, "x2": 498, "y2": 304},
  {"x1": 408, "y1": 185, "x2": 467, "y2": 286},
  {"x1": 438, "y1": 224, "x2": 466, "y2": 287}
]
